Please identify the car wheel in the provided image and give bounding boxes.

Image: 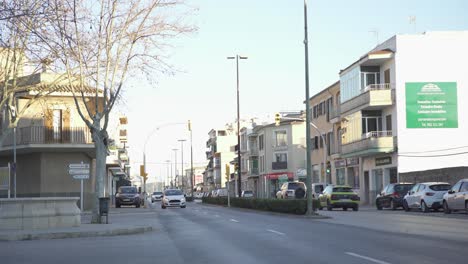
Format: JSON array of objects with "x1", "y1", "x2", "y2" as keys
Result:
[
  {"x1": 353, "y1": 206, "x2": 359, "y2": 211},
  {"x1": 421, "y1": 200, "x2": 429, "y2": 213},
  {"x1": 181, "y1": 205, "x2": 186, "y2": 208},
  {"x1": 390, "y1": 199, "x2": 397, "y2": 210},
  {"x1": 443, "y1": 200, "x2": 451, "y2": 214},
  {"x1": 343, "y1": 207, "x2": 348, "y2": 211},
  {"x1": 376, "y1": 200, "x2": 383, "y2": 210},
  {"x1": 161, "y1": 205, "x2": 166, "y2": 209},
  {"x1": 116, "y1": 202, "x2": 121, "y2": 208},
  {"x1": 136, "y1": 203, "x2": 141, "y2": 208},
  {"x1": 327, "y1": 200, "x2": 333, "y2": 211},
  {"x1": 403, "y1": 200, "x2": 410, "y2": 212}
]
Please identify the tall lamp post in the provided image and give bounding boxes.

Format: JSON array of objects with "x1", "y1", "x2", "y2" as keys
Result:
[
  {"x1": 165, "y1": 160, "x2": 171, "y2": 188},
  {"x1": 227, "y1": 55, "x2": 248, "y2": 197},
  {"x1": 178, "y1": 139, "x2": 186, "y2": 192},
  {"x1": 303, "y1": 0, "x2": 314, "y2": 215},
  {"x1": 172, "y1": 148, "x2": 178, "y2": 188},
  {"x1": 188, "y1": 120, "x2": 194, "y2": 197}
]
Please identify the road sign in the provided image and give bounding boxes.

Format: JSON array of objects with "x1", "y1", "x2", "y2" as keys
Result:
[
  {"x1": 69, "y1": 169, "x2": 90, "y2": 175},
  {"x1": 73, "y1": 174, "x2": 90, "y2": 180},
  {"x1": 69, "y1": 163, "x2": 90, "y2": 169}
]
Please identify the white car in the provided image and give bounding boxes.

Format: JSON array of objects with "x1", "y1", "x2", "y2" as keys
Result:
[
  {"x1": 312, "y1": 183, "x2": 331, "y2": 198},
  {"x1": 443, "y1": 178, "x2": 468, "y2": 214},
  {"x1": 151, "y1": 191, "x2": 163, "y2": 202},
  {"x1": 241, "y1": 190, "x2": 254, "y2": 198},
  {"x1": 403, "y1": 182, "x2": 451, "y2": 212},
  {"x1": 161, "y1": 189, "x2": 186, "y2": 209}
]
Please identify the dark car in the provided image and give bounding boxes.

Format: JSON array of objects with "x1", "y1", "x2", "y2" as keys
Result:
[
  {"x1": 376, "y1": 183, "x2": 414, "y2": 210},
  {"x1": 115, "y1": 186, "x2": 141, "y2": 208}
]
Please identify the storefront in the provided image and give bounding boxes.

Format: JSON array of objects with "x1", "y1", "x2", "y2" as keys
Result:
[
  {"x1": 334, "y1": 159, "x2": 346, "y2": 185},
  {"x1": 346, "y1": 158, "x2": 360, "y2": 189},
  {"x1": 264, "y1": 172, "x2": 294, "y2": 198}
]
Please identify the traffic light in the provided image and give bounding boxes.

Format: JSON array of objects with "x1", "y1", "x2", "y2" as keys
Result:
[
  {"x1": 275, "y1": 113, "x2": 281, "y2": 126},
  {"x1": 140, "y1": 165, "x2": 148, "y2": 182},
  {"x1": 326, "y1": 161, "x2": 331, "y2": 176},
  {"x1": 225, "y1": 164, "x2": 230, "y2": 181}
]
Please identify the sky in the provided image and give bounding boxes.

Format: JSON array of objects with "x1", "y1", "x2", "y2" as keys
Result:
[{"x1": 120, "y1": 0, "x2": 468, "y2": 183}]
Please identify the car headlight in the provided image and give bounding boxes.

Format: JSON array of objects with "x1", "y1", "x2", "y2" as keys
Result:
[{"x1": 181, "y1": 198, "x2": 186, "y2": 203}]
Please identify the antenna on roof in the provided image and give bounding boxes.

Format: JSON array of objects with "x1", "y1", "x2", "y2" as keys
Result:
[
  {"x1": 369, "y1": 29, "x2": 379, "y2": 46},
  {"x1": 408, "y1": 16, "x2": 416, "y2": 33}
]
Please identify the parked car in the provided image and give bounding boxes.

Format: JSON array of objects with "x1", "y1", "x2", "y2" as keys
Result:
[
  {"x1": 115, "y1": 186, "x2": 141, "y2": 208},
  {"x1": 276, "y1": 181, "x2": 306, "y2": 199},
  {"x1": 376, "y1": 183, "x2": 414, "y2": 210},
  {"x1": 403, "y1": 182, "x2": 451, "y2": 212},
  {"x1": 443, "y1": 178, "x2": 468, "y2": 214},
  {"x1": 312, "y1": 183, "x2": 331, "y2": 198},
  {"x1": 161, "y1": 189, "x2": 186, "y2": 209},
  {"x1": 318, "y1": 185, "x2": 360, "y2": 211},
  {"x1": 211, "y1": 190, "x2": 218, "y2": 197},
  {"x1": 151, "y1": 191, "x2": 163, "y2": 203},
  {"x1": 241, "y1": 190, "x2": 254, "y2": 198},
  {"x1": 216, "y1": 188, "x2": 228, "y2": 197}
]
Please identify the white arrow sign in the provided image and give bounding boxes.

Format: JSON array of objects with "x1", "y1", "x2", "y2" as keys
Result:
[
  {"x1": 69, "y1": 169, "x2": 90, "y2": 175},
  {"x1": 73, "y1": 174, "x2": 90, "y2": 180},
  {"x1": 69, "y1": 163, "x2": 90, "y2": 169}
]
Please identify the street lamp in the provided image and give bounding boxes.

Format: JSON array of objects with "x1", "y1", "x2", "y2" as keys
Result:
[
  {"x1": 188, "y1": 120, "x2": 194, "y2": 198},
  {"x1": 165, "y1": 160, "x2": 171, "y2": 188},
  {"x1": 178, "y1": 139, "x2": 186, "y2": 192},
  {"x1": 303, "y1": 0, "x2": 315, "y2": 215},
  {"x1": 172, "y1": 148, "x2": 178, "y2": 188},
  {"x1": 227, "y1": 55, "x2": 248, "y2": 197}
]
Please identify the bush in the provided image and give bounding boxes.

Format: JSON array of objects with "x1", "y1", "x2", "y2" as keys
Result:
[{"x1": 202, "y1": 197, "x2": 321, "y2": 215}]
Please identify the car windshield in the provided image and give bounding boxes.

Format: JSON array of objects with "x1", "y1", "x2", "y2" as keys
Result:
[
  {"x1": 165, "y1": 190, "x2": 183, "y2": 196},
  {"x1": 120, "y1": 187, "x2": 137, "y2": 193},
  {"x1": 429, "y1": 184, "x2": 451, "y2": 191},
  {"x1": 314, "y1": 185, "x2": 324, "y2": 193},
  {"x1": 153, "y1": 192, "x2": 162, "y2": 195},
  {"x1": 244, "y1": 191, "x2": 253, "y2": 194},
  {"x1": 333, "y1": 187, "x2": 353, "y2": 193},
  {"x1": 288, "y1": 183, "x2": 304, "y2": 190},
  {"x1": 395, "y1": 184, "x2": 414, "y2": 193}
]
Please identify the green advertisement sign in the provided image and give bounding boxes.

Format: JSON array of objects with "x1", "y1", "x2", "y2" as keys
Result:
[{"x1": 406, "y1": 82, "x2": 458, "y2": 128}]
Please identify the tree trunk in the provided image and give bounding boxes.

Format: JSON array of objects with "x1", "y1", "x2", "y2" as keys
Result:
[{"x1": 91, "y1": 128, "x2": 107, "y2": 224}]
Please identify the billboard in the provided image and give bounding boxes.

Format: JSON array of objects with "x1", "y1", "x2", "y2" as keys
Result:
[{"x1": 405, "y1": 82, "x2": 458, "y2": 128}]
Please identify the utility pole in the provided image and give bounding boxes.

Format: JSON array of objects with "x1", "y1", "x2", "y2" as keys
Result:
[
  {"x1": 188, "y1": 120, "x2": 194, "y2": 198},
  {"x1": 303, "y1": 0, "x2": 314, "y2": 215},
  {"x1": 178, "y1": 139, "x2": 186, "y2": 192},
  {"x1": 172, "y1": 149, "x2": 178, "y2": 188}
]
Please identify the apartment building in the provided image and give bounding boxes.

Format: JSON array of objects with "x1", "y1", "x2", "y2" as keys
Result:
[
  {"x1": 254, "y1": 117, "x2": 306, "y2": 198},
  {"x1": 0, "y1": 72, "x2": 102, "y2": 209},
  {"x1": 338, "y1": 31, "x2": 468, "y2": 204},
  {"x1": 240, "y1": 126, "x2": 260, "y2": 195},
  {"x1": 204, "y1": 125, "x2": 237, "y2": 191}
]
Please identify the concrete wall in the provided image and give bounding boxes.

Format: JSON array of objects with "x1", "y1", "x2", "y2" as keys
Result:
[{"x1": 400, "y1": 166, "x2": 468, "y2": 185}]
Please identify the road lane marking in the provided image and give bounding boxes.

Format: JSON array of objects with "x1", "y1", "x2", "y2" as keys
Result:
[
  {"x1": 267, "y1": 229, "x2": 285, "y2": 236},
  {"x1": 345, "y1": 252, "x2": 391, "y2": 264},
  {"x1": 230, "y1": 219, "x2": 239, "y2": 223}
]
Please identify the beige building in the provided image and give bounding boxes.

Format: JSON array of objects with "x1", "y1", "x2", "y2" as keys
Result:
[
  {"x1": 308, "y1": 81, "x2": 342, "y2": 185},
  {"x1": 0, "y1": 72, "x2": 103, "y2": 210}
]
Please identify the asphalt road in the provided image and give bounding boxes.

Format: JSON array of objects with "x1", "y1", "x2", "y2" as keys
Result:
[{"x1": 1, "y1": 201, "x2": 467, "y2": 264}]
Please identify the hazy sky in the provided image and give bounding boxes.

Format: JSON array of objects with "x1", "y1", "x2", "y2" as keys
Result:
[{"x1": 121, "y1": 0, "x2": 468, "y2": 182}]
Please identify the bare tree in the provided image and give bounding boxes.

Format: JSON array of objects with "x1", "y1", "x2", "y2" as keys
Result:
[{"x1": 30, "y1": 0, "x2": 195, "y2": 222}]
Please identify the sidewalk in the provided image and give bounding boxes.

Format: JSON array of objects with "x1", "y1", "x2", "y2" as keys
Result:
[{"x1": 0, "y1": 207, "x2": 157, "y2": 241}]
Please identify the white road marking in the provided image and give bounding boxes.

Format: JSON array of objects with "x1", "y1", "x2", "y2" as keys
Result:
[
  {"x1": 266, "y1": 229, "x2": 285, "y2": 236},
  {"x1": 230, "y1": 219, "x2": 239, "y2": 223},
  {"x1": 345, "y1": 252, "x2": 391, "y2": 264}
]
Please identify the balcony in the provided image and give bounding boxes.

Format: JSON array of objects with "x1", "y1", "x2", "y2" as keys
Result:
[
  {"x1": 272, "y1": 161, "x2": 288, "y2": 170},
  {"x1": 341, "y1": 83, "x2": 394, "y2": 116},
  {"x1": 2, "y1": 126, "x2": 92, "y2": 147},
  {"x1": 329, "y1": 106, "x2": 341, "y2": 123},
  {"x1": 341, "y1": 131, "x2": 394, "y2": 158},
  {"x1": 249, "y1": 146, "x2": 259, "y2": 156},
  {"x1": 249, "y1": 167, "x2": 259, "y2": 176}
]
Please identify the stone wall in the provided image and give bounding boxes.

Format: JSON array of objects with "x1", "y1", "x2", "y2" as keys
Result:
[{"x1": 399, "y1": 166, "x2": 468, "y2": 185}]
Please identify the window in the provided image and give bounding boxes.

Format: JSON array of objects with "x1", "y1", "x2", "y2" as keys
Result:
[
  {"x1": 362, "y1": 116, "x2": 382, "y2": 134},
  {"x1": 417, "y1": 184, "x2": 426, "y2": 192},
  {"x1": 451, "y1": 182, "x2": 462, "y2": 193},
  {"x1": 52, "y1": 109, "x2": 62, "y2": 140},
  {"x1": 410, "y1": 184, "x2": 419, "y2": 193},
  {"x1": 460, "y1": 182, "x2": 468, "y2": 192},
  {"x1": 274, "y1": 153, "x2": 287, "y2": 162},
  {"x1": 313, "y1": 105, "x2": 317, "y2": 119},
  {"x1": 386, "y1": 115, "x2": 392, "y2": 131},
  {"x1": 259, "y1": 135, "x2": 264, "y2": 150},
  {"x1": 275, "y1": 130, "x2": 287, "y2": 147},
  {"x1": 429, "y1": 184, "x2": 451, "y2": 191},
  {"x1": 314, "y1": 136, "x2": 319, "y2": 149},
  {"x1": 310, "y1": 137, "x2": 315, "y2": 150}
]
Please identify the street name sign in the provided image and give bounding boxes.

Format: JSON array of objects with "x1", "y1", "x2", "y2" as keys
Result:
[
  {"x1": 69, "y1": 163, "x2": 90, "y2": 169},
  {"x1": 69, "y1": 169, "x2": 90, "y2": 175},
  {"x1": 73, "y1": 174, "x2": 90, "y2": 180}
]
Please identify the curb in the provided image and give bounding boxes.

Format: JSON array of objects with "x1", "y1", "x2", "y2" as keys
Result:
[
  {"x1": 200, "y1": 203, "x2": 332, "y2": 219},
  {"x1": 0, "y1": 226, "x2": 153, "y2": 241}
]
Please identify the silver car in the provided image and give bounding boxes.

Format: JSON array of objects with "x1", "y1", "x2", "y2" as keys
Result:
[
  {"x1": 443, "y1": 179, "x2": 468, "y2": 214},
  {"x1": 161, "y1": 189, "x2": 186, "y2": 209},
  {"x1": 403, "y1": 182, "x2": 451, "y2": 212}
]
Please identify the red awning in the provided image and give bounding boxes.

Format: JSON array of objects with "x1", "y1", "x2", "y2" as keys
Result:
[{"x1": 265, "y1": 172, "x2": 294, "y2": 180}]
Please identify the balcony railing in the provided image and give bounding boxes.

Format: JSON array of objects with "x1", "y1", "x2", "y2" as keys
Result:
[
  {"x1": 2, "y1": 126, "x2": 92, "y2": 146},
  {"x1": 341, "y1": 131, "x2": 394, "y2": 157},
  {"x1": 341, "y1": 83, "x2": 394, "y2": 116},
  {"x1": 249, "y1": 146, "x2": 259, "y2": 156},
  {"x1": 272, "y1": 161, "x2": 288, "y2": 170},
  {"x1": 328, "y1": 106, "x2": 340, "y2": 122},
  {"x1": 249, "y1": 168, "x2": 259, "y2": 176}
]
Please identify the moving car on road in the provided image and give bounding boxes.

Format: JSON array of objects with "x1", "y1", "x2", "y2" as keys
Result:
[
  {"x1": 318, "y1": 185, "x2": 360, "y2": 211},
  {"x1": 403, "y1": 182, "x2": 451, "y2": 212},
  {"x1": 312, "y1": 183, "x2": 330, "y2": 198},
  {"x1": 115, "y1": 186, "x2": 141, "y2": 208},
  {"x1": 161, "y1": 189, "x2": 186, "y2": 209},
  {"x1": 151, "y1": 191, "x2": 163, "y2": 203},
  {"x1": 376, "y1": 183, "x2": 414, "y2": 210},
  {"x1": 443, "y1": 178, "x2": 468, "y2": 214},
  {"x1": 276, "y1": 181, "x2": 306, "y2": 199}
]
